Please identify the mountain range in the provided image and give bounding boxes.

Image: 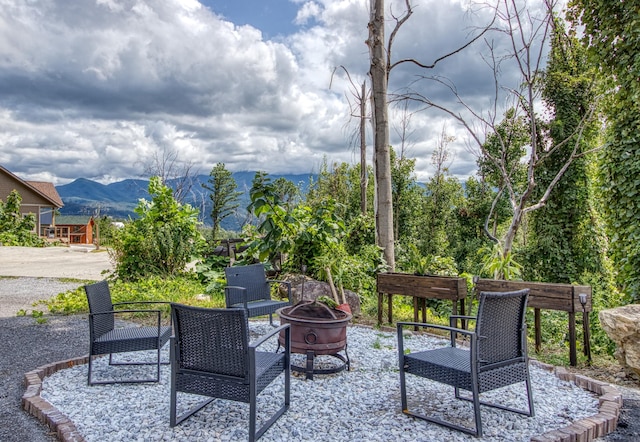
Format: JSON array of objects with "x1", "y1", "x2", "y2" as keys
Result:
[{"x1": 56, "y1": 172, "x2": 313, "y2": 231}]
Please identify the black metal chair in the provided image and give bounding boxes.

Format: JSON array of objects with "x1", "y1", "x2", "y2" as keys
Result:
[
  {"x1": 397, "y1": 289, "x2": 534, "y2": 437},
  {"x1": 170, "y1": 304, "x2": 290, "y2": 442},
  {"x1": 84, "y1": 280, "x2": 172, "y2": 385},
  {"x1": 224, "y1": 263, "x2": 291, "y2": 325}
]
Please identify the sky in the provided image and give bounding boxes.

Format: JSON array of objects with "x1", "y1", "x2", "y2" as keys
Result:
[{"x1": 0, "y1": 0, "x2": 559, "y2": 185}]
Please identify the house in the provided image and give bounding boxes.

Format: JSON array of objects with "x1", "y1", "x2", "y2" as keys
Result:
[
  {"x1": 0, "y1": 164, "x2": 64, "y2": 237},
  {"x1": 53, "y1": 215, "x2": 95, "y2": 245}
]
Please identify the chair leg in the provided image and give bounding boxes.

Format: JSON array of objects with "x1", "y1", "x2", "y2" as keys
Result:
[
  {"x1": 471, "y1": 380, "x2": 483, "y2": 437},
  {"x1": 90, "y1": 346, "x2": 166, "y2": 385},
  {"x1": 170, "y1": 393, "x2": 215, "y2": 427},
  {"x1": 525, "y1": 368, "x2": 535, "y2": 417},
  {"x1": 402, "y1": 374, "x2": 482, "y2": 436},
  {"x1": 87, "y1": 355, "x2": 94, "y2": 386}
]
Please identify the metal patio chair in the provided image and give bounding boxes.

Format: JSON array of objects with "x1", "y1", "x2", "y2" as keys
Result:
[
  {"x1": 224, "y1": 263, "x2": 291, "y2": 325},
  {"x1": 170, "y1": 304, "x2": 290, "y2": 442},
  {"x1": 84, "y1": 280, "x2": 172, "y2": 385},
  {"x1": 397, "y1": 289, "x2": 534, "y2": 437}
]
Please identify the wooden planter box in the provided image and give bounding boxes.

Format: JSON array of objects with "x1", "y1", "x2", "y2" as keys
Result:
[
  {"x1": 376, "y1": 274, "x2": 592, "y2": 366},
  {"x1": 376, "y1": 273, "x2": 467, "y2": 326}
]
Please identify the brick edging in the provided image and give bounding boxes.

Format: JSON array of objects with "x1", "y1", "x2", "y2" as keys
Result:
[
  {"x1": 529, "y1": 360, "x2": 622, "y2": 442},
  {"x1": 22, "y1": 356, "x2": 89, "y2": 442},
  {"x1": 22, "y1": 349, "x2": 622, "y2": 442}
]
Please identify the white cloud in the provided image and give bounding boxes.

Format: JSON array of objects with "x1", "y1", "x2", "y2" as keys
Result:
[{"x1": 0, "y1": 0, "x2": 555, "y2": 186}]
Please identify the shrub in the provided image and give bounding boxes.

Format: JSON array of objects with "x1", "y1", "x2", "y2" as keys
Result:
[{"x1": 109, "y1": 177, "x2": 203, "y2": 281}]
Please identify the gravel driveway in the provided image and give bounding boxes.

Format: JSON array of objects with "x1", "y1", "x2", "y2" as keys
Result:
[{"x1": 0, "y1": 246, "x2": 110, "y2": 442}]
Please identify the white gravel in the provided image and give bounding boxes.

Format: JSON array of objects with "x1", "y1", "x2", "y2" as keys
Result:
[{"x1": 41, "y1": 322, "x2": 598, "y2": 442}]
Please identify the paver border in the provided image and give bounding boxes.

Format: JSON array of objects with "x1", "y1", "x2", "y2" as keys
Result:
[{"x1": 22, "y1": 355, "x2": 622, "y2": 441}]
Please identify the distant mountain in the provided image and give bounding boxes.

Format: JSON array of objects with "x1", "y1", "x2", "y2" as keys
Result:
[{"x1": 56, "y1": 172, "x2": 314, "y2": 231}]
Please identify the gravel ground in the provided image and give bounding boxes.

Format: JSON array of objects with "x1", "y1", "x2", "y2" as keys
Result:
[
  {"x1": 1, "y1": 246, "x2": 640, "y2": 441},
  {"x1": 42, "y1": 323, "x2": 599, "y2": 442},
  {"x1": 0, "y1": 277, "x2": 88, "y2": 442}
]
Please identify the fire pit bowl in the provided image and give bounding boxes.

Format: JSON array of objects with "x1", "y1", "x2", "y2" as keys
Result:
[{"x1": 277, "y1": 301, "x2": 352, "y2": 379}]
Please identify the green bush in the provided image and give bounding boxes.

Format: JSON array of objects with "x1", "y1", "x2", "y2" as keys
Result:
[
  {"x1": 109, "y1": 177, "x2": 203, "y2": 281},
  {"x1": 46, "y1": 276, "x2": 219, "y2": 315}
]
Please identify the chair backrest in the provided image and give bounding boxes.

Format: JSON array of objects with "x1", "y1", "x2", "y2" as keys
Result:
[
  {"x1": 475, "y1": 289, "x2": 529, "y2": 366},
  {"x1": 225, "y1": 263, "x2": 270, "y2": 303},
  {"x1": 84, "y1": 280, "x2": 115, "y2": 338},
  {"x1": 171, "y1": 304, "x2": 250, "y2": 379}
]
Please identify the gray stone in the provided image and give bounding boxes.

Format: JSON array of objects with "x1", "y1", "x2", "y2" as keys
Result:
[{"x1": 600, "y1": 305, "x2": 640, "y2": 376}]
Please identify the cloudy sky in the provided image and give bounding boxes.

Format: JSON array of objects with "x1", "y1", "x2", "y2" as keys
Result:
[{"x1": 0, "y1": 0, "x2": 557, "y2": 185}]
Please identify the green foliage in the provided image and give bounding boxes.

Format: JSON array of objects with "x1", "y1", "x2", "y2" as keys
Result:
[
  {"x1": 109, "y1": 177, "x2": 203, "y2": 281},
  {"x1": 245, "y1": 172, "x2": 345, "y2": 271},
  {"x1": 194, "y1": 251, "x2": 230, "y2": 294},
  {"x1": 452, "y1": 177, "x2": 495, "y2": 275},
  {"x1": 477, "y1": 108, "x2": 530, "y2": 190},
  {"x1": 311, "y1": 242, "x2": 386, "y2": 309},
  {"x1": 316, "y1": 296, "x2": 338, "y2": 309},
  {"x1": 0, "y1": 190, "x2": 46, "y2": 247},
  {"x1": 202, "y1": 163, "x2": 241, "y2": 240},
  {"x1": 570, "y1": 0, "x2": 640, "y2": 301},
  {"x1": 397, "y1": 244, "x2": 458, "y2": 277},
  {"x1": 46, "y1": 276, "x2": 218, "y2": 315},
  {"x1": 478, "y1": 243, "x2": 522, "y2": 280}
]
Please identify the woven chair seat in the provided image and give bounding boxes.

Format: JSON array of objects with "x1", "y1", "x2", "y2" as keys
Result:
[
  {"x1": 405, "y1": 347, "x2": 472, "y2": 391},
  {"x1": 93, "y1": 326, "x2": 172, "y2": 355},
  {"x1": 229, "y1": 300, "x2": 291, "y2": 318}
]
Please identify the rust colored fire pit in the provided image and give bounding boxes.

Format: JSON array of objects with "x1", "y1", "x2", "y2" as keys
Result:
[{"x1": 277, "y1": 301, "x2": 351, "y2": 380}]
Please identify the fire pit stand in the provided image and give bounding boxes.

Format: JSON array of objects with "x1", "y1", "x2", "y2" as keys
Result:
[{"x1": 277, "y1": 301, "x2": 352, "y2": 380}]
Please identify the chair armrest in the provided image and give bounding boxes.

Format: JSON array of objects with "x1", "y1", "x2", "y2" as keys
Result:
[
  {"x1": 224, "y1": 286, "x2": 248, "y2": 309},
  {"x1": 112, "y1": 302, "x2": 172, "y2": 326},
  {"x1": 89, "y1": 309, "x2": 163, "y2": 337},
  {"x1": 250, "y1": 323, "x2": 290, "y2": 350},
  {"x1": 397, "y1": 321, "x2": 475, "y2": 349},
  {"x1": 90, "y1": 308, "x2": 163, "y2": 316},
  {"x1": 449, "y1": 315, "x2": 476, "y2": 321},
  {"x1": 113, "y1": 301, "x2": 171, "y2": 308},
  {"x1": 267, "y1": 279, "x2": 291, "y2": 299},
  {"x1": 397, "y1": 321, "x2": 475, "y2": 338},
  {"x1": 449, "y1": 315, "x2": 476, "y2": 329}
]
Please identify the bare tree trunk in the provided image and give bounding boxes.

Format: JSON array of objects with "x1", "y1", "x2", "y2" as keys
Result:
[
  {"x1": 360, "y1": 81, "x2": 368, "y2": 215},
  {"x1": 369, "y1": 0, "x2": 395, "y2": 270}
]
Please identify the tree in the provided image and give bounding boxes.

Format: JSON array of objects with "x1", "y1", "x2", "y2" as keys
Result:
[
  {"x1": 422, "y1": 129, "x2": 464, "y2": 258},
  {"x1": 110, "y1": 177, "x2": 202, "y2": 280},
  {"x1": 570, "y1": 0, "x2": 640, "y2": 300},
  {"x1": 0, "y1": 190, "x2": 44, "y2": 246},
  {"x1": 366, "y1": 0, "x2": 495, "y2": 270},
  {"x1": 202, "y1": 163, "x2": 241, "y2": 240},
  {"x1": 143, "y1": 147, "x2": 198, "y2": 204},
  {"x1": 405, "y1": 0, "x2": 599, "y2": 270},
  {"x1": 331, "y1": 67, "x2": 371, "y2": 216},
  {"x1": 368, "y1": 0, "x2": 395, "y2": 270},
  {"x1": 524, "y1": 16, "x2": 607, "y2": 285}
]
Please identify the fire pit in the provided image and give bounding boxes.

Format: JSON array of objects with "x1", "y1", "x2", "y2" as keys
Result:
[{"x1": 277, "y1": 301, "x2": 352, "y2": 380}]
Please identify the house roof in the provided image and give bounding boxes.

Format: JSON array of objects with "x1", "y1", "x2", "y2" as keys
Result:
[
  {"x1": 0, "y1": 164, "x2": 64, "y2": 208},
  {"x1": 26, "y1": 181, "x2": 64, "y2": 207},
  {"x1": 56, "y1": 215, "x2": 94, "y2": 225}
]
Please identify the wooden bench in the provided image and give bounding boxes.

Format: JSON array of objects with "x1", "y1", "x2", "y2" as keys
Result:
[{"x1": 475, "y1": 279, "x2": 592, "y2": 366}]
